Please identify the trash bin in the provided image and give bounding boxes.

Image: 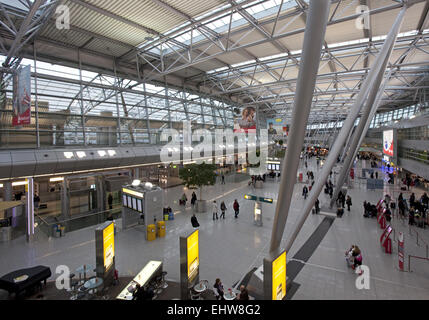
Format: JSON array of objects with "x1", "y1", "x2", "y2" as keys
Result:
[
  {"x1": 168, "y1": 211, "x2": 174, "y2": 220},
  {"x1": 157, "y1": 221, "x2": 166, "y2": 238},
  {"x1": 147, "y1": 224, "x2": 156, "y2": 241},
  {"x1": 164, "y1": 214, "x2": 169, "y2": 221},
  {"x1": 54, "y1": 224, "x2": 61, "y2": 238},
  {"x1": 0, "y1": 226, "x2": 12, "y2": 242}
]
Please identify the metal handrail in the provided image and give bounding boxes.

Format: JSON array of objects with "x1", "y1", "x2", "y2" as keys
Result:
[
  {"x1": 408, "y1": 255, "x2": 429, "y2": 272},
  {"x1": 408, "y1": 225, "x2": 429, "y2": 258},
  {"x1": 36, "y1": 206, "x2": 121, "y2": 227}
]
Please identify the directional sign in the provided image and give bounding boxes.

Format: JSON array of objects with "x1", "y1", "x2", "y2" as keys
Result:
[{"x1": 244, "y1": 194, "x2": 273, "y2": 204}]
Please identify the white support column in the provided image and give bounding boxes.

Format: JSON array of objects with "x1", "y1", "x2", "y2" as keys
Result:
[
  {"x1": 269, "y1": 0, "x2": 331, "y2": 253},
  {"x1": 284, "y1": 5, "x2": 410, "y2": 253},
  {"x1": 26, "y1": 178, "x2": 35, "y2": 242}
]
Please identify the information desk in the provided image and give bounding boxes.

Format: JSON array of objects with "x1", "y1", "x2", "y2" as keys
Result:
[{"x1": 116, "y1": 261, "x2": 162, "y2": 300}]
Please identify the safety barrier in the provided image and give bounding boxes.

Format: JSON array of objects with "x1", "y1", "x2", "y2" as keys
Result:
[
  {"x1": 408, "y1": 255, "x2": 429, "y2": 272},
  {"x1": 408, "y1": 225, "x2": 429, "y2": 259}
]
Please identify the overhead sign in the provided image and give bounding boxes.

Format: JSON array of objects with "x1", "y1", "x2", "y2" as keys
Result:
[
  {"x1": 12, "y1": 65, "x2": 31, "y2": 126},
  {"x1": 244, "y1": 194, "x2": 273, "y2": 204},
  {"x1": 272, "y1": 251, "x2": 286, "y2": 300},
  {"x1": 383, "y1": 130, "x2": 394, "y2": 157},
  {"x1": 103, "y1": 223, "x2": 115, "y2": 270},
  {"x1": 187, "y1": 229, "x2": 199, "y2": 282},
  {"x1": 122, "y1": 187, "x2": 144, "y2": 198}
]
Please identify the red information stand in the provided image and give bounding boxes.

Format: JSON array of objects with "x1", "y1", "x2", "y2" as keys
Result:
[
  {"x1": 350, "y1": 168, "x2": 355, "y2": 180},
  {"x1": 398, "y1": 232, "x2": 404, "y2": 271},
  {"x1": 380, "y1": 225, "x2": 393, "y2": 254},
  {"x1": 377, "y1": 209, "x2": 386, "y2": 229}
]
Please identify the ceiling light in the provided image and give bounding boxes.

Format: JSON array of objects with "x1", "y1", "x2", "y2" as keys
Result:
[
  {"x1": 132, "y1": 179, "x2": 141, "y2": 187},
  {"x1": 76, "y1": 151, "x2": 86, "y2": 158},
  {"x1": 64, "y1": 152, "x2": 74, "y2": 159}
]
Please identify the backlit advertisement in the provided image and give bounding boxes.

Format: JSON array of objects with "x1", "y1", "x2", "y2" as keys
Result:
[
  {"x1": 103, "y1": 222, "x2": 115, "y2": 270},
  {"x1": 12, "y1": 65, "x2": 31, "y2": 126},
  {"x1": 267, "y1": 118, "x2": 288, "y2": 136},
  {"x1": 233, "y1": 107, "x2": 256, "y2": 133},
  {"x1": 272, "y1": 251, "x2": 286, "y2": 300},
  {"x1": 187, "y1": 229, "x2": 199, "y2": 281},
  {"x1": 383, "y1": 130, "x2": 394, "y2": 157}
]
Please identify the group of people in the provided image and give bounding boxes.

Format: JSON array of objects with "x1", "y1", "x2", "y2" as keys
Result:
[
  {"x1": 324, "y1": 180, "x2": 334, "y2": 198},
  {"x1": 398, "y1": 192, "x2": 428, "y2": 227},
  {"x1": 249, "y1": 175, "x2": 265, "y2": 186},
  {"x1": 345, "y1": 245, "x2": 363, "y2": 274},
  {"x1": 213, "y1": 278, "x2": 249, "y2": 300},
  {"x1": 212, "y1": 199, "x2": 240, "y2": 220},
  {"x1": 180, "y1": 191, "x2": 198, "y2": 207}
]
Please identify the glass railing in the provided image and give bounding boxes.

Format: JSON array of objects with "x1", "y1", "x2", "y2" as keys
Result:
[{"x1": 35, "y1": 207, "x2": 122, "y2": 238}]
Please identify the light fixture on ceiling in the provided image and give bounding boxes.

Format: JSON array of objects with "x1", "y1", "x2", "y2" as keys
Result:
[{"x1": 132, "y1": 179, "x2": 141, "y2": 187}]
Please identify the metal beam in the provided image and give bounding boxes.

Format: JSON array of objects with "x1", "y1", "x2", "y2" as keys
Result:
[{"x1": 270, "y1": 0, "x2": 331, "y2": 253}]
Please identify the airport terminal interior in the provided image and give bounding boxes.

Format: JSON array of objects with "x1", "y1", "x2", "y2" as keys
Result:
[{"x1": 0, "y1": 0, "x2": 428, "y2": 301}]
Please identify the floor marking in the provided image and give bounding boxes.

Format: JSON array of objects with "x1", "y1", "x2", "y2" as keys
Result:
[{"x1": 35, "y1": 239, "x2": 95, "y2": 260}]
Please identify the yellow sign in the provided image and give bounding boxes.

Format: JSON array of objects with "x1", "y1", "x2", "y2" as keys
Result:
[
  {"x1": 122, "y1": 188, "x2": 144, "y2": 198},
  {"x1": 187, "y1": 230, "x2": 199, "y2": 281},
  {"x1": 272, "y1": 251, "x2": 286, "y2": 300},
  {"x1": 103, "y1": 223, "x2": 115, "y2": 270}
]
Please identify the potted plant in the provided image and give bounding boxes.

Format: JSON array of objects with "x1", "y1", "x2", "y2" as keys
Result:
[{"x1": 179, "y1": 162, "x2": 217, "y2": 212}]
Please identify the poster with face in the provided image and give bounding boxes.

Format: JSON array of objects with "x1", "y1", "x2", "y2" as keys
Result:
[
  {"x1": 383, "y1": 130, "x2": 394, "y2": 157},
  {"x1": 266, "y1": 118, "x2": 288, "y2": 136},
  {"x1": 234, "y1": 107, "x2": 257, "y2": 133}
]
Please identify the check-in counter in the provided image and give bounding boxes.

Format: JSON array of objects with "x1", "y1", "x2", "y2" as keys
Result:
[{"x1": 116, "y1": 260, "x2": 162, "y2": 300}]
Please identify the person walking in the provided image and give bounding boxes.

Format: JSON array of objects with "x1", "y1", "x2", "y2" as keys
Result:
[
  {"x1": 233, "y1": 199, "x2": 240, "y2": 218},
  {"x1": 191, "y1": 192, "x2": 197, "y2": 207},
  {"x1": 221, "y1": 174, "x2": 225, "y2": 184},
  {"x1": 305, "y1": 161, "x2": 308, "y2": 169},
  {"x1": 302, "y1": 186, "x2": 308, "y2": 200},
  {"x1": 314, "y1": 198, "x2": 320, "y2": 214},
  {"x1": 108, "y1": 193, "x2": 113, "y2": 210},
  {"x1": 212, "y1": 200, "x2": 218, "y2": 220},
  {"x1": 34, "y1": 193, "x2": 40, "y2": 210},
  {"x1": 220, "y1": 201, "x2": 227, "y2": 219},
  {"x1": 329, "y1": 185, "x2": 333, "y2": 199},
  {"x1": 346, "y1": 195, "x2": 352, "y2": 212},
  {"x1": 214, "y1": 278, "x2": 224, "y2": 300},
  {"x1": 375, "y1": 171, "x2": 378, "y2": 179}
]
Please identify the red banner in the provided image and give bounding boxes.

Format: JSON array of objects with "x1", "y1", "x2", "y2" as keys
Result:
[
  {"x1": 398, "y1": 232, "x2": 404, "y2": 271},
  {"x1": 12, "y1": 65, "x2": 31, "y2": 126}
]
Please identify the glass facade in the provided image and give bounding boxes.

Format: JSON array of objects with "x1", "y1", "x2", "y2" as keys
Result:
[{"x1": 0, "y1": 56, "x2": 236, "y2": 149}]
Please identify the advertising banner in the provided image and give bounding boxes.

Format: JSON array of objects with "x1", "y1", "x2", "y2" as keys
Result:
[
  {"x1": 233, "y1": 107, "x2": 256, "y2": 133},
  {"x1": 103, "y1": 223, "x2": 115, "y2": 270},
  {"x1": 12, "y1": 65, "x2": 31, "y2": 126},
  {"x1": 266, "y1": 118, "x2": 288, "y2": 136},
  {"x1": 187, "y1": 229, "x2": 199, "y2": 282},
  {"x1": 383, "y1": 130, "x2": 394, "y2": 157},
  {"x1": 272, "y1": 251, "x2": 286, "y2": 300},
  {"x1": 398, "y1": 232, "x2": 404, "y2": 271}
]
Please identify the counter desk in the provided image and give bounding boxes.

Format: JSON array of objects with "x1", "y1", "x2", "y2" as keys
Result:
[{"x1": 116, "y1": 260, "x2": 162, "y2": 300}]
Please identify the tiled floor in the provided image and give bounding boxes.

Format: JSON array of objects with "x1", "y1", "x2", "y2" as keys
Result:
[{"x1": 0, "y1": 157, "x2": 428, "y2": 299}]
